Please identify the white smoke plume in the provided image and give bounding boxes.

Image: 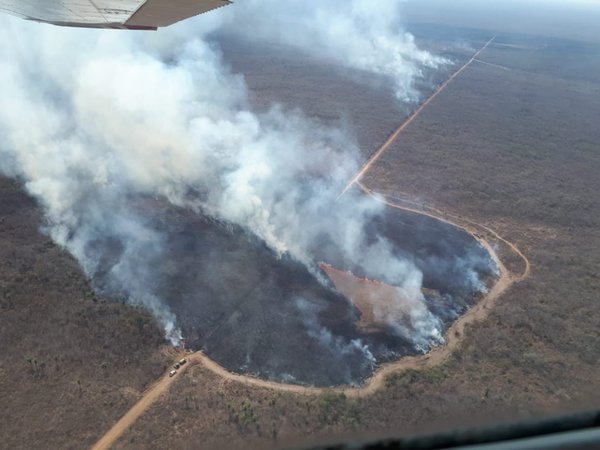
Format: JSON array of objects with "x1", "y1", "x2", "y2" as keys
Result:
[
  {"x1": 218, "y1": 0, "x2": 449, "y2": 102},
  {"x1": 0, "y1": 4, "x2": 445, "y2": 352}
]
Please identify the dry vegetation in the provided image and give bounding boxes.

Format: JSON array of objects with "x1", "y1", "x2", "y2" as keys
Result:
[
  {"x1": 0, "y1": 177, "x2": 171, "y2": 449},
  {"x1": 1, "y1": 28, "x2": 599, "y2": 450}
]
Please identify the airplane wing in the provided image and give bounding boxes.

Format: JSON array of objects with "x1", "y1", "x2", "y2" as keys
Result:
[{"x1": 0, "y1": 0, "x2": 231, "y2": 30}]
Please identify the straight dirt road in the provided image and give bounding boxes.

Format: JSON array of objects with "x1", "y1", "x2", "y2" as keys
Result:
[
  {"x1": 91, "y1": 358, "x2": 189, "y2": 450},
  {"x1": 340, "y1": 35, "x2": 497, "y2": 196}
]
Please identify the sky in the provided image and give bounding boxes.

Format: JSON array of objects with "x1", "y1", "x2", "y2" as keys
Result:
[{"x1": 404, "y1": 0, "x2": 600, "y2": 43}]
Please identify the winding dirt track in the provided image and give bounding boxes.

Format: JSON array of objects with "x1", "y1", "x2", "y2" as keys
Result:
[
  {"x1": 91, "y1": 188, "x2": 530, "y2": 450},
  {"x1": 90, "y1": 34, "x2": 532, "y2": 449},
  {"x1": 356, "y1": 181, "x2": 530, "y2": 283},
  {"x1": 185, "y1": 188, "x2": 530, "y2": 399}
]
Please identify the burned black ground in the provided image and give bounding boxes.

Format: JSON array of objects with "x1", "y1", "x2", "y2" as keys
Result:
[{"x1": 87, "y1": 193, "x2": 495, "y2": 387}]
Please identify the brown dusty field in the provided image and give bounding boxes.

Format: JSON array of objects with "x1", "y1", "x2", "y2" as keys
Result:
[{"x1": 320, "y1": 263, "x2": 410, "y2": 331}]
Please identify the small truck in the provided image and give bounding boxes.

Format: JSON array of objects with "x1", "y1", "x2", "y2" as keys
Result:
[{"x1": 169, "y1": 370, "x2": 177, "y2": 377}]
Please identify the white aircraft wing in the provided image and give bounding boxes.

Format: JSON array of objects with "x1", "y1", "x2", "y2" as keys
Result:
[{"x1": 0, "y1": 0, "x2": 231, "y2": 30}]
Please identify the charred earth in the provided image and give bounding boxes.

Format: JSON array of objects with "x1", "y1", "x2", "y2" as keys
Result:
[{"x1": 89, "y1": 195, "x2": 496, "y2": 387}]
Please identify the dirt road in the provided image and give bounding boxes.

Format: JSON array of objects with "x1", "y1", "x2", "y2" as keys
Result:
[
  {"x1": 340, "y1": 35, "x2": 496, "y2": 196},
  {"x1": 474, "y1": 58, "x2": 512, "y2": 71},
  {"x1": 356, "y1": 181, "x2": 530, "y2": 282},
  {"x1": 90, "y1": 357, "x2": 189, "y2": 450}
]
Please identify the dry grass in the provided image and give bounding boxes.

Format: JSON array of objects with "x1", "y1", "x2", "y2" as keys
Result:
[{"x1": 0, "y1": 177, "x2": 170, "y2": 449}]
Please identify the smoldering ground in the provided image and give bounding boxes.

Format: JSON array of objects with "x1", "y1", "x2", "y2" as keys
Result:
[
  {"x1": 90, "y1": 195, "x2": 495, "y2": 386},
  {"x1": 0, "y1": 2, "x2": 495, "y2": 386}
]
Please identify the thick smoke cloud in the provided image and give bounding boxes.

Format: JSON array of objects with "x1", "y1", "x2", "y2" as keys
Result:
[
  {"x1": 0, "y1": 5, "x2": 450, "y2": 357},
  {"x1": 218, "y1": 0, "x2": 448, "y2": 102}
]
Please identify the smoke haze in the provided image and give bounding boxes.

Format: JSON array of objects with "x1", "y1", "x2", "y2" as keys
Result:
[
  {"x1": 217, "y1": 0, "x2": 448, "y2": 102},
  {"x1": 0, "y1": 3, "x2": 490, "y2": 384}
]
